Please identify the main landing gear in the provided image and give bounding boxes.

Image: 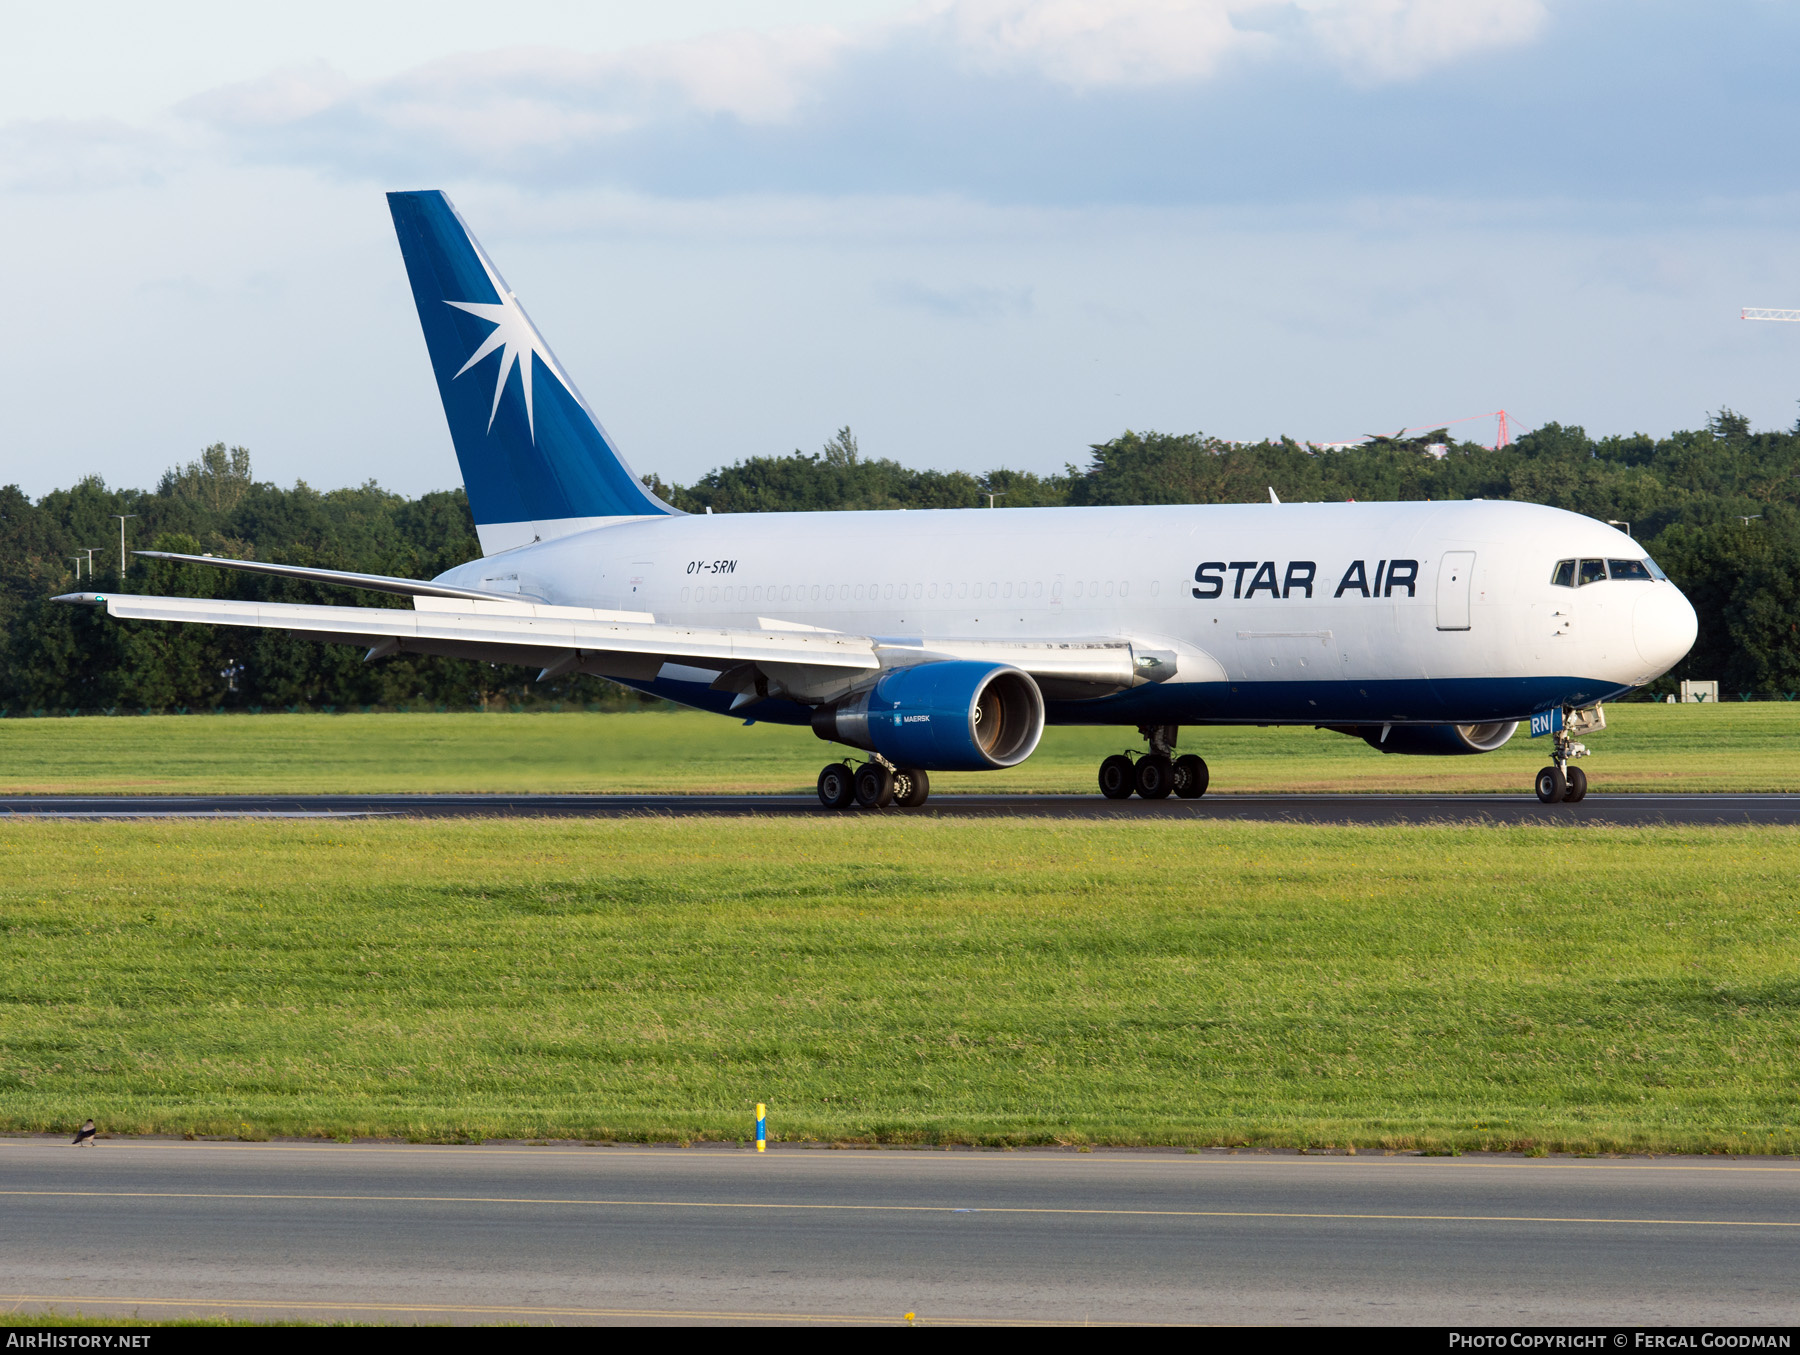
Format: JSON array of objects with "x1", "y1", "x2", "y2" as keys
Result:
[
  {"x1": 1099, "y1": 725, "x2": 1209, "y2": 802},
  {"x1": 1534, "y1": 705, "x2": 1604, "y2": 804},
  {"x1": 816, "y1": 759, "x2": 930, "y2": 810}
]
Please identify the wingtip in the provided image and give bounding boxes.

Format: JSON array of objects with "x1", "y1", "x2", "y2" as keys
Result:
[{"x1": 52, "y1": 591, "x2": 106, "y2": 605}]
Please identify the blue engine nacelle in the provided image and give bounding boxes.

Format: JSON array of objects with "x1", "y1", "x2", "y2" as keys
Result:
[
  {"x1": 1359, "y1": 721, "x2": 1519, "y2": 755},
  {"x1": 812, "y1": 661, "x2": 1045, "y2": 771}
]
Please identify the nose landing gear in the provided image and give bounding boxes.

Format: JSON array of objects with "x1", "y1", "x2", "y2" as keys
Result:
[
  {"x1": 1535, "y1": 761, "x2": 1590, "y2": 804},
  {"x1": 1096, "y1": 727, "x2": 1210, "y2": 801},
  {"x1": 1533, "y1": 706, "x2": 1602, "y2": 804}
]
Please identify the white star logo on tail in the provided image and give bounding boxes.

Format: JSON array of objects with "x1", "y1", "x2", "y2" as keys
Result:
[{"x1": 445, "y1": 260, "x2": 559, "y2": 442}]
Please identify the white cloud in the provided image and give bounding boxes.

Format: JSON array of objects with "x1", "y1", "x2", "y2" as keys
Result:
[
  {"x1": 927, "y1": 0, "x2": 1268, "y2": 87},
  {"x1": 189, "y1": 24, "x2": 852, "y2": 145},
  {"x1": 179, "y1": 1, "x2": 1553, "y2": 184},
  {"x1": 186, "y1": 62, "x2": 358, "y2": 127},
  {"x1": 180, "y1": 26, "x2": 858, "y2": 185},
  {"x1": 919, "y1": 0, "x2": 1544, "y2": 87},
  {"x1": 1297, "y1": 0, "x2": 1546, "y2": 83}
]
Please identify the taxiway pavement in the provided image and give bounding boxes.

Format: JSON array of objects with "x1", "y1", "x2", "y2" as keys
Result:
[
  {"x1": 1, "y1": 792, "x2": 1797, "y2": 825},
  {"x1": 2, "y1": 1140, "x2": 1796, "y2": 1325}
]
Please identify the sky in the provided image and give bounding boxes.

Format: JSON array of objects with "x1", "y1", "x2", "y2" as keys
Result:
[{"x1": 4, "y1": 0, "x2": 1798, "y2": 499}]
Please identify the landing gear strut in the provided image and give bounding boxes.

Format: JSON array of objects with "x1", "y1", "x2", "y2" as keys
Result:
[
  {"x1": 1534, "y1": 706, "x2": 1602, "y2": 804},
  {"x1": 816, "y1": 757, "x2": 930, "y2": 810},
  {"x1": 1096, "y1": 726, "x2": 1209, "y2": 801}
]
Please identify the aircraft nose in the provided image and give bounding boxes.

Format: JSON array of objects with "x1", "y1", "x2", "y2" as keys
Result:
[{"x1": 1634, "y1": 583, "x2": 1698, "y2": 676}]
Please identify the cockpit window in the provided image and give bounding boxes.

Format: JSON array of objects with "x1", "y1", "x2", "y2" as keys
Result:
[{"x1": 1553, "y1": 557, "x2": 1666, "y2": 587}]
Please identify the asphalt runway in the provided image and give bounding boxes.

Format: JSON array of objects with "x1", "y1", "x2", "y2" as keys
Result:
[
  {"x1": 2, "y1": 792, "x2": 1799, "y2": 825},
  {"x1": 3, "y1": 1140, "x2": 1797, "y2": 1326}
]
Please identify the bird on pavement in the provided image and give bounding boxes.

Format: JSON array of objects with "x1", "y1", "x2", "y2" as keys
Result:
[{"x1": 72, "y1": 1119, "x2": 96, "y2": 1146}]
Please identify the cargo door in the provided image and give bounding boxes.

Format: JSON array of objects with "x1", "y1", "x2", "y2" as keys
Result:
[{"x1": 1436, "y1": 552, "x2": 1474, "y2": 631}]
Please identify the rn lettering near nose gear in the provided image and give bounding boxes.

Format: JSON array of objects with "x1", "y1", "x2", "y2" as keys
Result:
[{"x1": 53, "y1": 191, "x2": 1699, "y2": 811}]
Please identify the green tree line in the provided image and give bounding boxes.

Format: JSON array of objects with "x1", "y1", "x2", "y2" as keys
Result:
[{"x1": 4, "y1": 413, "x2": 1796, "y2": 713}]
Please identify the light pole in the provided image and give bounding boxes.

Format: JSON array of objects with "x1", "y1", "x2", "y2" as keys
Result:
[
  {"x1": 110, "y1": 515, "x2": 139, "y2": 584},
  {"x1": 1607, "y1": 519, "x2": 1632, "y2": 538},
  {"x1": 81, "y1": 548, "x2": 103, "y2": 579}
]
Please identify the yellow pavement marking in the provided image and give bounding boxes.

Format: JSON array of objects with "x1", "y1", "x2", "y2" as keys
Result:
[
  {"x1": 2, "y1": 1189, "x2": 1791, "y2": 1229},
  {"x1": 0, "y1": 1293, "x2": 1120, "y2": 1326}
]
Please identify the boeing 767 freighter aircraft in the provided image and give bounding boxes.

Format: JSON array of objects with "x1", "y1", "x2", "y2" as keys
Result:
[{"x1": 59, "y1": 191, "x2": 1698, "y2": 808}]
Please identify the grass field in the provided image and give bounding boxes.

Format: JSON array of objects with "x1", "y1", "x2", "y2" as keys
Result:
[
  {"x1": 4, "y1": 817, "x2": 1797, "y2": 1153},
  {"x1": 0, "y1": 701, "x2": 1794, "y2": 796}
]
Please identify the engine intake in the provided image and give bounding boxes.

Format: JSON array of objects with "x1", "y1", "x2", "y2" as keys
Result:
[{"x1": 812, "y1": 661, "x2": 1045, "y2": 771}]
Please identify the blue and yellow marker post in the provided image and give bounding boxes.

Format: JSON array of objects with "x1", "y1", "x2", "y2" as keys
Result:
[{"x1": 755, "y1": 1103, "x2": 766, "y2": 1153}]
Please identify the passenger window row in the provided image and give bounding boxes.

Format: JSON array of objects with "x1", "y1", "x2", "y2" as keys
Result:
[
  {"x1": 676, "y1": 578, "x2": 1147, "y2": 605},
  {"x1": 1550, "y1": 557, "x2": 1663, "y2": 587}
]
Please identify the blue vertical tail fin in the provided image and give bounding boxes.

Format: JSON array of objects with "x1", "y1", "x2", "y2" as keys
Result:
[{"x1": 387, "y1": 190, "x2": 677, "y2": 555}]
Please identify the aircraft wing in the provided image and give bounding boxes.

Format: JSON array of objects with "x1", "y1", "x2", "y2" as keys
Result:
[
  {"x1": 54, "y1": 592, "x2": 1206, "y2": 701},
  {"x1": 131, "y1": 550, "x2": 515, "y2": 603},
  {"x1": 56, "y1": 591, "x2": 880, "y2": 686}
]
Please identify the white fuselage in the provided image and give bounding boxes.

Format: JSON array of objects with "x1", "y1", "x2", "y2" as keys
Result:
[{"x1": 436, "y1": 498, "x2": 1698, "y2": 727}]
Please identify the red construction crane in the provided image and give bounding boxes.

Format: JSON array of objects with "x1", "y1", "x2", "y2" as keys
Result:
[{"x1": 1314, "y1": 409, "x2": 1518, "y2": 452}]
